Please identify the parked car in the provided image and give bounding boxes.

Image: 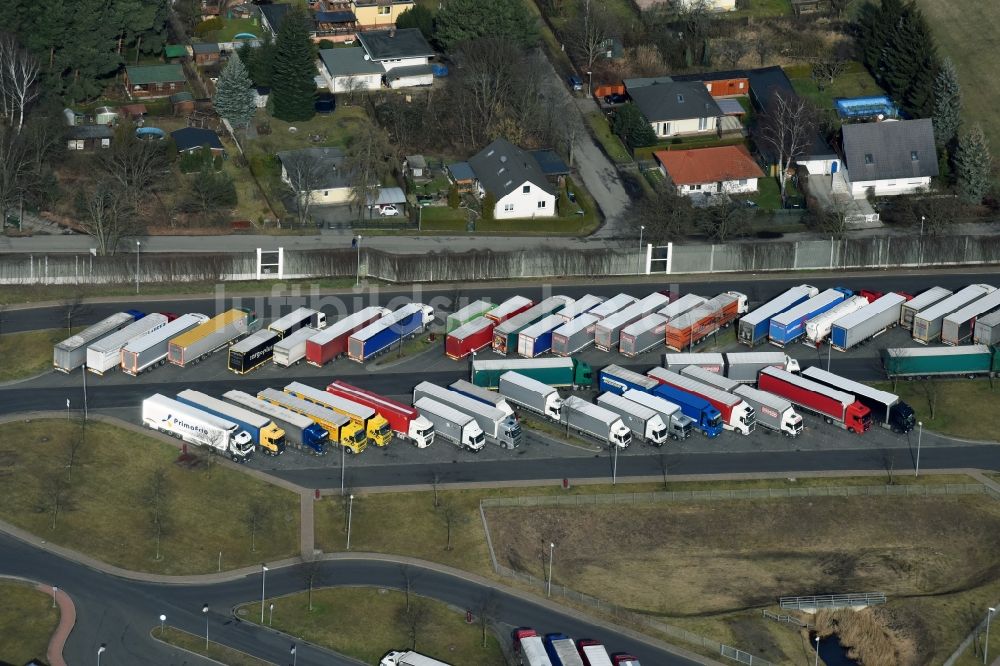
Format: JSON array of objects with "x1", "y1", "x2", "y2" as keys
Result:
[
  {"x1": 567, "y1": 191, "x2": 577, "y2": 203},
  {"x1": 378, "y1": 204, "x2": 400, "y2": 217},
  {"x1": 567, "y1": 75, "x2": 583, "y2": 91},
  {"x1": 604, "y1": 93, "x2": 628, "y2": 105},
  {"x1": 416, "y1": 194, "x2": 434, "y2": 207}
]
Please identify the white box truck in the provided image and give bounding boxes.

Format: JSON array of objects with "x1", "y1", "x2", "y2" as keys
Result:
[
  {"x1": 732, "y1": 385, "x2": 802, "y2": 437},
  {"x1": 414, "y1": 382, "x2": 521, "y2": 449},
  {"x1": 413, "y1": 397, "x2": 485, "y2": 452},
  {"x1": 620, "y1": 389, "x2": 693, "y2": 441},
  {"x1": 141, "y1": 394, "x2": 254, "y2": 462},
  {"x1": 268, "y1": 307, "x2": 326, "y2": 338},
  {"x1": 86, "y1": 313, "x2": 169, "y2": 375},
  {"x1": 498, "y1": 371, "x2": 563, "y2": 421},
  {"x1": 560, "y1": 396, "x2": 632, "y2": 448},
  {"x1": 596, "y1": 392, "x2": 668, "y2": 445},
  {"x1": 380, "y1": 650, "x2": 451, "y2": 666}
]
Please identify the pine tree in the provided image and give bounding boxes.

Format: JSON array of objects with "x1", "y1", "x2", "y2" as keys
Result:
[
  {"x1": 612, "y1": 104, "x2": 657, "y2": 150},
  {"x1": 270, "y1": 7, "x2": 316, "y2": 122},
  {"x1": 932, "y1": 58, "x2": 962, "y2": 148},
  {"x1": 435, "y1": 0, "x2": 537, "y2": 51},
  {"x1": 954, "y1": 124, "x2": 992, "y2": 204},
  {"x1": 214, "y1": 55, "x2": 257, "y2": 130}
]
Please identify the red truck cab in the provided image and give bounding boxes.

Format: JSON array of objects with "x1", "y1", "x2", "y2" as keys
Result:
[{"x1": 611, "y1": 655, "x2": 641, "y2": 666}]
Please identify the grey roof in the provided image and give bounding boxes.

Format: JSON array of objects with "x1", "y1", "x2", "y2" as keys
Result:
[
  {"x1": 170, "y1": 127, "x2": 223, "y2": 152},
  {"x1": 276, "y1": 147, "x2": 349, "y2": 191},
  {"x1": 406, "y1": 154, "x2": 427, "y2": 168},
  {"x1": 467, "y1": 138, "x2": 555, "y2": 198},
  {"x1": 842, "y1": 119, "x2": 938, "y2": 182},
  {"x1": 624, "y1": 76, "x2": 674, "y2": 89},
  {"x1": 191, "y1": 42, "x2": 220, "y2": 54},
  {"x1": 357, "y1": 28, "x2": 434, "y2": 61},
  {"x1": 626, "y1": 81, "x2": 722, "y2": 123},
  {"x1": 448, "y1": 161, "x2": 475, "y2": 181},
  {"x1": 259, "y1": 3, "x2": 290, "y2": 32},
  {"x1": 68, "y1": 124, "x2": 114, "y2": 140},
  {"x1": 530, "y1": 149, "x2": 570, "y2": 176},
  {"x1": 747, "y1": 66, "x2": 795, "y2": 113},
  {"x1": 368, "y1": 186, "x2": 406, "y2": 206},
  {"x1": 716, "y1": 98, "x2": 745, "y2": 115},
  {"x1": 314, "y1": 10, "x2": 355, "y2": 23},
  {"x1": 385, "y1": 64, "x2": 434, "y2": 82},
  {"x1": 318, "y1": 47, "x2": 384, "y2": 77}
]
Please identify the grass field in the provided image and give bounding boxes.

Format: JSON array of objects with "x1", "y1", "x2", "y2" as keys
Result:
[
  {"x1": 0, "y1": 419, "x2": 300, "y2": 574},
  {"x1": 585, "y1": 113, "x2": 633, "y2": 165},
  {"x1": 0, "y1": 581, "x2": 59, "y2": 665},
  {"x1": 872, "y1": 379, "x2": 999, "y2": 441},
  {"x1": 155, "y1": 626, "x2": 271, "y2": 666},
  {"x1": 787, "y1": 61, "x2": 883, "y2": 110},
  {"x1": 487, "y1": 494, "x2": 1000, "y2": 664},
  {"x1": 0, "y1": 328, "x2": 79, "y2": 382},
  {"x1": 240, "y1": 588, "x2": 505, "y2": 665},
  {"x1": 915, "y1": 0, "x2": 1000, "y2": 154}
]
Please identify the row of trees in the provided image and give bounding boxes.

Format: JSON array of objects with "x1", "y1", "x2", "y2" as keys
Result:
[{"x1": 398, "y1": 0, "x2": 538, "y2": 52}]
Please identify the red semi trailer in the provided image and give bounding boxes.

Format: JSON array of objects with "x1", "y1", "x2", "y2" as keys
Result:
[
  {"x1": 305, "y1": 306, "x2": 387, "y2": 367},
  {"x1": 485, "y1": 296, "x2": 534, "y2": 324},
  {"x1": 757, "y1": 367, "x2": 871, "y2": 433},
  {"x1": 445, "y1": 317, "x2": 495, "y2": 360},
  {"x1": 326, "y1": 380, "x2": 435, "y2": 448}
]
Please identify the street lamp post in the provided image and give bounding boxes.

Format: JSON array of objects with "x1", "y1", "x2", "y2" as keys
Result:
[
  {"x1": 547, "y1": 542, "x2": 555, "y2": 597},
  {"x1": 135, "y1": 241, "x2": 140, "y2": 295},
  {"x1": 82, "y1": 364, "x2": 88, "y2": 421},
  {"x1": 347, "y1": 494, "x2": 355, "y2": 550},
  {"x1": 66, "y1": 398, "x2": 70, "y2": 421},
  {"x1": 159, "y1": 613, "x2": 166, "y2": 636},
  {"x1": 813, "y1": 635, "x2": 820, "y2": 666},
  {"x1": 260, "y1": 564, "x2": 269, "y2": 623},
  {"x1": 269, "y1": 602, "x2": 274, "y2": 626},
  {"x1": 612, "y1": 443, "x2": 618, "y2": 486},
  {"x1": 920, "y1": 215, "x2": 925, "y2": 236},
  {"x1": 97, "y1": 645, "x2": 106, "y2": 666},
  {"x1": 355, "y1": 235, "x2": 362, "y2": 287},
  {"x1": 291, "y1": 644, "x2": 297, "y2": 666},
  {"x1": 341, "y1": 439, "x2": 346, "y2": 496},
  {"x1": 638, "y1": 225, "x2": 645, "y2": 275},
  {"x1": 985, "y1": 607, "x2": 996, "y2": 665},
  {"x1": 202, "y1": 604, "x2": 209, "y2": 649},
  {"x1": 586, "y1": 70, "x2": 592, "y2": 97},
  {"x1": 52, "y1": 586, "x2": 58, "y2": 608},
  {"x1": 826, "y1": 338, "x2": 833, "y2": 372},
  {"x1": 915, "y1": 421, "x2": 923, "y2": 477}
]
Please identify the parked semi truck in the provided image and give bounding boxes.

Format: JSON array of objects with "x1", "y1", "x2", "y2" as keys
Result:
[
  {"x1": 942, "y1": 289, "x2": 1000, "y2": 345},
  {"x1": 663, "y1": 351, "x2": 798, "y2": 382},
  {"x1": 306, "y1": 306, "x2": 389, "y2": 366},
  {"x1": 576, "y1": 640, "x2": 613, "y2": 666},
  {"x1": 493, "y1": 296, "x2": 573, "y2": 354},
  {"x1": 560, "y1": 396, "x2": 632, "y2": 448},
  {"x1": 285, "y1": 381, "x2": 392, "y2": 447},
  {"x1": 512, "y1": 628, "x2": 554, "y2": 666},
  {"x1": 120, "y1": 313, "x2": 209, "y2": 375},
  {"x1": 647, "y1": 378, "x2": 723, "y2": 438},
  {"x1": 647, "y1": 367, "x2": 755, "y2": 435},
  {"x1": 544, "y1": 633, "x2": 585, "y2": 666},
  {"x1": 830, "y1": 292, "x2": 907, "y2": 351},
  {"x1": 471, "y1": 357, "x2": 593, "y2": 389},
  {"x1": 659, "y1": 293, "x2": 706, "y2": 321},
  {"x1": 141, "y1": 394, "x2": 254, "y2": 462},
  {"x1": 758, "y1": 367, "x2": 871, "y2": 433},
  {"x1": 54, "y1": 311, "x2": 139, "y2": 372},
  {"x1": 258, "y1": 388, "x2": 367, "y2": 454},
  {"x1": 665, "y1": 291, "x2": 747, "y2": 352},
  {"x1": 176, "y1": 389, "x2": 285, "y2": 455},
  {"x1": 912, "y1": 285, "x2": 995, "y2": 344},
  {"x1": 414, "y1": 381, "x2": 521, "y2": 449},
  {"x1": 485, "y1": 295, "x2": 534, "y2": 325},
  {"x1": 882, "y1": 344, "x2": 1000, "y2": 379},
  {"x1": 380, "y1": 650, "x2": 451, "y2": 666},
  {"x1": 595, "y1": 292, "x2": 670, "y2": 351},
  {"x1": 449, "y1": 379, "x2": 514, "y2": 417},
  {"x1": 899, "y1": 286, "x2": 952, "y2": 330},
  {"x1": 498, "y1": 371, "x2": 563, "y2": 421},
  {"x1": 620, "y1": 389, "x2": 693, "y2": 441},
  {"x1": 327, "y1": 381, "x2": 435, "y2": 447},
  {"x1": 597, "y1": 392, "x2": 668, "y2": 445},
  {"x1": 168, "y1": 308, "x2": 256, "y2": 367},
  {"x1": 413, "y1": 397, "x2": 486, "y2": 451},
  {"x1": 737, "y1": 284, "x2": 818, "y2": 346},
  {"x1": 619, "y1": 313, "x2": 668, "y2": 357},
  {"x1": 974, "y1": 310, "x2": 1000, "y2": 346},
  {"x1": 268, "y1": 307, "x2": 325, "y2": 338},
  {"x1": 598, "y1": 364, "x2": 659, "y2": 395},
  {"x1": 804, "y1": 296, "x2": 870, "y2": 347},
  {"x1": 446, "y1": 299, "x2": 494, "y2": 333},
  {"x1": 348, "y1": 303, "x2": 434, "y2": 362},
  {"x1": 556, "y1": 294, "x2": 604, "y2": 322},
  {"x1": 768, "y1": 288, "x2": 850, "y2": 347},
  {"x1": 801, "y1": 366, "x2": 915, "y2": 433},
  {"x1": 551, "y1": 314, "x2": 600, "y2": 356},
  {"x1": 272, "y1": 327, "x2": 318, "y2": 367},
  {"x1": 446, "y1": 317, "x2": 494, "y2": 359},
  {"x1": 680, "y1": 364, "x2": 739, "y2": 393},
  {"x1": 86, "y1": 313, "x2": 168, "y2": 375},
  {"x1": 518, "y1": 314, "x2": 568, "y2": 358},
  {"x1": 223, "y1": 390, "x2": 328, "y2": 454},
  {"x1": 228, "y1": 329, "x2": 279, "y2": 374},
  {"x1": 588, "y1": 293, "x2": 636, "y2": 320},
  {"x1": 732, "y1": 385, "x2": 802, "y2": 436}
]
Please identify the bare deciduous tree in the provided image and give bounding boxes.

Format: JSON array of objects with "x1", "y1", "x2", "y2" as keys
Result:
[
  {"x1": 811, "y1": 58, "x2": 849, "y2": 89},
  {"x1": 76, "y1": 180, "x2": 136, "y2": 256},
  {"x1": 657, "y1": 452, "x2": 680, "y2": 490},
  {"x1": 757, "y1": 91, "x2": 816, "y2": 203},
  {"x1": 143, "y1": 467, "x2": 172, "y2": 560},
  {"x1": 244, "y1": 494, "x2": 273, "y2": 552},
  {"x1": 281, "y1": 149, "x2": 329, "y2": 228},
  {"x1": 440, "y1": 500, "x2": 466, "y2": 551},
  {"x1": 344, "y1": 121, "x2": 393, "y2": 222},
  {"x1": 567, "y1": 0, "x2": 612, "y2": 74},
  {"x1": 920, "y1": 378, "x2": 938, "y2": 420},
  {"x1": 718, "y1": 38, "x2": 749, "y2": 70},
  {"x1": 399, "y1": 564, "x2": 420, "y2": 611},
  {"x1": 699, "y1": 198, "x2": 753, "y2": 242},
  {"x1": 476, "y1": 591, "x2": 499, "y2": 648},
  {"x1": 431, "y1": 470, "x2": 441, "y2": 508},
  {"x1": 300, "y1": 557, "x2": 325, "y2": 611},
  {"x1": 0, "y1": 33, "x2": 41, "y2": 134},
  {"x1": 61, "y1": 292, "x2": 87, "y2": 334},
  {"x1": 37, "y1": 475, "x2": 74, "y2": 530},
  {"x1": 396, "y1": 597, "x2": 429, "y2": 651},
  {"x1": 0, "y1": 123, "x2": 31, "y2": 222},
  {"x1": 98, "y1": 123, "x2": 168, "y2": 212},
  {"x1": 63, "y1": 418, "x2": 88, "y2": 483}
]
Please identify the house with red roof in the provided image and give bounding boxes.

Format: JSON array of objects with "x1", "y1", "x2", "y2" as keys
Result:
[{"x1": 654, "y1": 145, "x2": 765, "y2": 198}]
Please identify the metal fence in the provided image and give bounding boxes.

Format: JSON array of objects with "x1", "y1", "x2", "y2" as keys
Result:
[
  {"x1": 762, "y1": 610, "x2": 811, "y2": 628},
  {"x1": 780, "y1": 592, "x2": 887, "y2": 611}
]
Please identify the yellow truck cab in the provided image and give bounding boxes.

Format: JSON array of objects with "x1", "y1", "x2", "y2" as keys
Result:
[
  {"x1": 284, "y1": 382, "x2": 393, "y2": 447},
  {"x1": 257, "y1": 388, "x2": 368, "y2": 454}
]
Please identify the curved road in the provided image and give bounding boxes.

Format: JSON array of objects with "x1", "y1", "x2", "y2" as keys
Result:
[{"x1": 0, "y1": 532, "x2": 704, "y2": 666}]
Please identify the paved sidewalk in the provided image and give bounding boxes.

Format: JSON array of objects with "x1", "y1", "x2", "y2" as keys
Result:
[{"x1": 0, "y1": 574, "x2": 75, "y2": 666}]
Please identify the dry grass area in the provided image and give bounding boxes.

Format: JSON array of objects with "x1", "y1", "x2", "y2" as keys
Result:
[
  {"x1": 0, "y1": 328, "x2": 79, "y2": 382},
  {"x1": 487, "y1": 495, "x2": 1000, "y2": 664},
  {"x1": 0, "y1": 580, "x2": 59, "y2": 665},
  {"x1": 814, "y1": 607, "x2": 915, "y2": 666}
]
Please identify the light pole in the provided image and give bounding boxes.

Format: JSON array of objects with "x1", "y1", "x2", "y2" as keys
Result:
[
  {"x1": 269, "y1": 602, "x2": 274, "y2": 626},
  {"x1": 915, "y1": 421, "x2": 923, "y2": 477},
  {"x1": 638, "y1": 225, "x2": 645, "y2": 275},
  {"x1": 52, "y1": 586, "x2": 58, "y2": 608},
  {"x1": 260, "y1": 564, "x2": 269, "y2": 623},
  {"x1": 547, "y1": 542, "x2": 555, "y2": 597},
  {"x1": 202, "y1": 604, "x2": 209, "y2": 649},
  {"x1": 82, "y1": 364, "x2": 88, "y2": 421},
  {"x1": 135, "y1": 240, "x2": 140, "y2": 294},
  {"x1": 586, "y1": 70, "x2": 592, "y2": 97},
  {"x1": 826, "y1": 338, "x2": 833, "y2": 371},
  {"x1": 813, "y1": 635, "x2": 820, "y2": 666},
  {"x1": 291, "y1": 644, "x2": 297, "y2": 666},
  {"x1": 355, "y1": 235, "x2": 362, "y2": 287},
  {"x1": 347, "y1": 494, "x2": 355, "y2": 550},
  {"x1": 985, "y1": 607, "x2": 996, "y2": 665},
  {"x1": 341, "y1": 439, "x2": 346, "y2": 496},
  {"x1": 920, "y1": 215, "x2": 925, "y2": 236},
  {"x1": 97, "y1": 645, "x2": 106, "y2": 666},
  {"x1": 159, "y1": 613, "x2": 166, "y2": 636},
  {"x1": 612, "y1": 443, "x2": 618, "y2": 486},
  {"x1": 66, "y1": 398, "x2": 70, "y2": 421}
]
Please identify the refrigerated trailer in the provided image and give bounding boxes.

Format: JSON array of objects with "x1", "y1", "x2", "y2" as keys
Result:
[
  {"x1": 587, "y1": 293, "x2": 636, "y2": 320},
  {"x1": 54, "y1": 311, "x2": 138, "y2": 372},
  {"x1": 446, "y1": 300, "x2": 494, "y2": 333},
  {"x1": 176, "y1": 389, "x2": 285, "y2": 455},
  {"x1": 619, "y1": 314, "x2": 668, "y2": 357},
  {"x1": 228, "y1": 329, "x2": 279, "y2": 374},
  {"x1": 471, "y1": 357, "x2": 593, "y2": 389},
  {"x1": 619, "y1": 389, "x2": 693, "y2": 441},
  {"x1": 882, "y1": 345, "x2": 1000, "y2": 379},
  {"x1": 595, "y1": 292, "x2": 669, "y2": 351},
  {"x1": 272, "y1": 327, "x2": 319, "y2": 367},
  {"x1": 801, "y1": 366, "x2": 915, "y2": 433},
  {"x1": 576, "y1": 640, "x2": 613, "y2": 666},
  {"x1": 659, "y1": 293, "x2": 706, "y2": 321},
  {"x1": 738, "y1": 284, "x2": 818, "y2": 346},
  {"x1": 87, "y1": 313, "x2": 169, "y2": 375},
  {"x1": 120, "y1": 314, "x2": 209, "y2": 375},
  {"x1": 555, "y1": 294, "x2": 604, "y2": 322},
  {"x1": 223, "y1": 390, "x2": 328, "y2": 454},
  {"x1": 493, "y1": 296, "x2": 572, "y2": 355},
  {"x1": 665, "y1": 292, "x2": 747, "y2": 352},
  {"x1": 446, "y1": 316, "x2": 494, "y2": 360},
  {"x1": 647, "y1": 367, "x2": 755, "y2": 435},
  {"x1": 168, "y1": 308, "x2": 256, "y2": 367},
  {"x1": 544, "y1": 634, "x2": 585, "y2": 666},
  {"x1": 498, "y1": 372, "x2": 563, "y2": 421},
  {"x1": 448, "y1": 379, "x2": 514, "y2": 417},
  {"x1": 598, "y1": 364, "x2": 659, "y2": 395},
  {"x1": 912, "y1": 285, "x2": 996, "y2": 344},
  {"x1": 518, "y1": 314, "x2": 567, "y2": 358},
  {"x1": 551, "y1": 314, "x2": 600, "y2": 356},
  {"x1": 899, "y1": 287, "x2": 952, "y2": 329},
  {"x1": 268, "y1": 307, "x2": 325, "y2": 338},
  {"x1": 758, "y1": 367, "x2": 871, "y2": 433},
  {"x1": 662, "y1": 352, "x2": 724, "y2": 375},
  {"x1": 732, "y1": 385, "x2": 802, "y2": 436},
  {"x1": 942, "y1": 289, "x2": 1000, "y2": 345},
  {"x1": 974, "y1": 310, "x2": 1000, "y2": 346},
  {"x1": 804, "y1": 296, "x2": 870, "y2": 347},
  {"x1": 768, "y1": 288, "x2": 850, "y2": 347},
  {"x1": 512, "y1": 628, "x2": 553, "y2": 666},
  {"x1": 597, "y1": 392, "x2": 669, "y2": 444},
  {"x1": 485, "y1": 296, "x2": 533, "y2": 324},
  {"x1": 830, "y1": 293, "x2": 907, "y2": 351},
  {"x1": 414, "y1": 381, "x2": 521, "y2": 449},
  {"x1": 326, "y1": 380, "x2": 435, "y2": 447},
  {"x1": 141, "y1": 394, "x2": 254, "y2": 461},
  {"x1": 306, "y1": 306, "x2": 389, "y2": 366}
]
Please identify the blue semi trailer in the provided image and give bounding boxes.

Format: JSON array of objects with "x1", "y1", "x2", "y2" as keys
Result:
[
  {"x1": 768, "y1": 288, "x2": 851, "y2": 347},
  {"x1": 598, "y1": 364, "x2": 659, "y2": 395},
  {"x1": 347, "y1": 303, "x2": 434, "y2": 362}
]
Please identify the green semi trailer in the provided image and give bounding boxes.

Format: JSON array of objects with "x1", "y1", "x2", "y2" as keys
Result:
[
  {"x1": 470, "y1": 357, "x2": 594, "y2": 389},
  {"x1": 881, "y1": 345, "x2": 1000, "y2": 379}
]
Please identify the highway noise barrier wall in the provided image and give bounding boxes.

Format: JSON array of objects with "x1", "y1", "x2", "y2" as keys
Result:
[{"x1": 3, "y1": 234, "x2": 1000, "y2": 285}]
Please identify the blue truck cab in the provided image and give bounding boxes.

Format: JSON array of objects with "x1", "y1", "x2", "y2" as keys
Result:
[
  {"x1": 300, "y1": 423, "x2": 329, "y2": 454},
  {"x1": 652, "y1": 384, "x2": 723, "y2": 438}
]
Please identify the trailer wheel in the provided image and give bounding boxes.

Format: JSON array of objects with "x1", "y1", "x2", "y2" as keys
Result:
[{"x1": 824, "y1": 417, "x2": 834, "y2": 425}]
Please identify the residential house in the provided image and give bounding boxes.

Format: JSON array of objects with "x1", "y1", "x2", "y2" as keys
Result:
[
  {"x1": 351, "y1": 0, "x2": 414, "y2": 30},
  {"x1": 123, "y1": 64, "x2": 186, "y2": 99},
  {"x1": 672, "y1": 0, "x2": 737, "y2": 10},
  {"x1": 262, "y1": 1, "x2": 412, "y2": 38},
  {"x1": 654, "y1": 145, "x2": 765, "y2": 197},
  {"x1": 747, "y1": 66, "x2": 795, "y2": 115},
  {"x1": 798, "y1": 134, "x2": 840, "y2": 176},
  {"x1": 357, "y1": 28, "x2": 434, "y2": 89},
  {"x1": 317, "y1": 47, "x2": 384, "y2": 92},
  {"x1": 277, "y1": 147, "x2": 352, "y2": 205},
  {"x1": 671, "y1": 70, "x2": 750, "y2": 98},
  {"x1": 170, "y1": 127, "x2": 225, "y2": 156},
  {"x1": 191, "y1": 42, "x2": 221, "y2": 65},
  {"x1": 841, "y1": 119, "x2": 938, "y2": 198},
  {"x1": 259, "y1": 3, "x2": 291, "y2": 35},
  {"x1": 447, "y1": 161, "x2": 476, "y2": 192},
  {"x1": 467, "y1": 139, "x2": 557, "y2": 220},
  {"x1": 405, "y1": 154, "x2": 427, "y2": 178},
  {"x1": 625, "y1": 80, "x2": 723, "y2": 138},
  {"x1": 67, "y1": 125, "x2": 114, "y2": 151},
  {"x1": 313, "y1": 10, "x2": 358, "y2": 42}
]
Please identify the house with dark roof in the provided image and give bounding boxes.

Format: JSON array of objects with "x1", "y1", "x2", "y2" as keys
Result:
[
  {"x1": 313, "y1": 10, "x2": 357, "y2": 40},
  {"x1": 277, "y1": 147, "x2": 352, "y2": 205},
  {"x1": 170, "y1": 127, "x2": 225, "y2": 155},
  {"x1": 123, "y1": 64, "x2": 186, "y2": 99},
  {"x1": 318, "y1": 48, "x2": 384, "y2": 92},
  {"x1": 654, "y1": 145, "x2": 765, "y2": 198},
  {"x1": 259, "y1": 3, "x2": 291, "y2": 35},
  {"x1": 357, "y1": 28, "x2": 434, "y2": 89},
  {"x1": 467, "y1": 139, "x2": 557, "y2": 220},
  {"x1": 191, "y1": 42, "x2": 221, "y2": 65},
  {"x1": 625, "y1": 80, "x2": 723, "y2": 138},
  {"x1": 841, "y1": 119, "x2": 938, "y2": 198},
  {"x1": 747, "y1": 66, "x2": 795, "y2": 115},
  {"x1": 67, "y1": 125, "x2": 114, "y2": 151}
]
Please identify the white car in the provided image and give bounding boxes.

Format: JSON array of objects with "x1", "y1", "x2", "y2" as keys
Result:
[{"x1": 378, "y1": 204, "x2": 400, "y2": 217}]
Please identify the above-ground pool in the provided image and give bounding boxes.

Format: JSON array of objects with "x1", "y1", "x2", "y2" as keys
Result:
[
  {"x1": 835, "y1": 95, "x2": 899, "y2": 119},
  {"x1": 234, "y1": 33, "x2": 258, "y2": 40},
  {"x1": 135, "y1": 127, "x2": 166, "y2": 140}
]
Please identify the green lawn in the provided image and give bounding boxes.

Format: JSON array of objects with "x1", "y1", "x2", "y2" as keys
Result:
[
  {"x1": 0, "y1": 419, "x2": 300, "y2": 574},
  {"x1": 240, "y1": 588, "x2": 505, "y2": 666},
  {"x1": 585, "y1": 112, "x2": 632, "y2": 164},
  {"x1": 206, "y1": 18, "x2": 264, "y2": 43},
  {"x1": 0, "y1": 328, "x2": 81, "y2": 382},
  {"x1": 253, "y1": 105, "x2": 369, "y2": 153},
  {"x1": 0, "y1": 581, "x2": 59, "y2": 666},
  {"x1": 750, "y1": 176, "x2": 782, "y2": 210},
  {"x1": 155, "y1": 626, "x2": 272, "y2": 666},
  {"x1": 724, "y1": 0, "x2": 792, "y2": 19},
  {"x1": 872, "y1": 379, "x2": 999, "y2": 441},
  {"x1": 787, "y1": 61, "x2": 884, "y2": 110}
]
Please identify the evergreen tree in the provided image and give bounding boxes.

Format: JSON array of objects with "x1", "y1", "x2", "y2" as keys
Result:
[
  {"x1": 612, "y1": 104, "x2": 657, "y2": 150},
  {"x1": 397, "y1": 5, "x2": 435, "y2": 42},
  {"x1": 213, "y1": 55, "x2": 257, "y2": 130},
  {"x1": 954, "y1": 124, "x2": 992, "y2": 204},
  {"x1": 435, "y1": 0, "x2": 537, "y2": 51},
  {"x1": 932, "y1": 57, "x2": 962, "y2": 148},
  {"x1": 270, "y1": 7, "x2": 316, "y2": 122},
  {"x1": 239, "y1": 33, "x2": 276, "y2": 89}
]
